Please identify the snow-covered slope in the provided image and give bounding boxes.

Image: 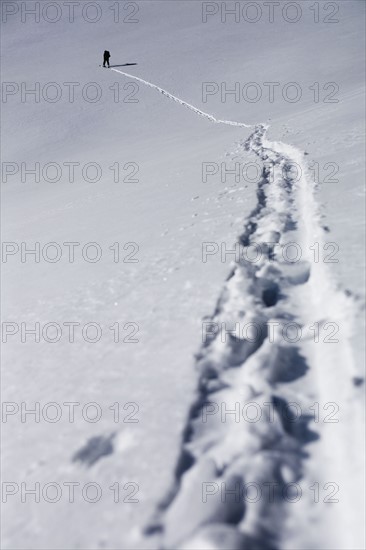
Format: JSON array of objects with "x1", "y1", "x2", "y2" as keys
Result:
[{"x1": 1, "y1": 1, "x2": 365, "y2": 549}]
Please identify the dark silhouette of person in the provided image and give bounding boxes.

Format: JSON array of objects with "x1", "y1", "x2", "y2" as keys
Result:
[{"x1": 103, "y1": 50, "x2": 111, "y2": 68}]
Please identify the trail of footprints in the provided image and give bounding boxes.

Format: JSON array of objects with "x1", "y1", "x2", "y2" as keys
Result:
[{"x1": 145, "y1": 125, "x2": 319, "y2": 550}]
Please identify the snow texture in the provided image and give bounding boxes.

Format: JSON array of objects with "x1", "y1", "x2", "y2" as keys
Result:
[{"x1": 1, "y1": 1, "x2": 365, "y2": 549}]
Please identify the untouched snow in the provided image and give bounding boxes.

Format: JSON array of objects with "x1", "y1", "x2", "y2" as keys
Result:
[{"x1": 1, "y1": 1, "x2": 365, "y2": 549}]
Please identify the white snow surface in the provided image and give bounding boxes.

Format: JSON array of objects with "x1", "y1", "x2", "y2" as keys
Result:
[{"x1": 1, "y1": 1, "x2": 365, "y2": 549}]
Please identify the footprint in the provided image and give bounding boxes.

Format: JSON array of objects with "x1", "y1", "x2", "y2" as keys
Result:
[{"x1": 72, "y1": 433, "x2": 115, "y2": 467}]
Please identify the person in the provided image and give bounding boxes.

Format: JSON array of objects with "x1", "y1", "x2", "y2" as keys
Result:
[{"x1": 103, "y1": 50, "x2": 111, "y2": 68}]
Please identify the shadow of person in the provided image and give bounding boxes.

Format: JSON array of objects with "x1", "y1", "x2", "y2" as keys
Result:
[{"x1": 110, "y1": 63, "x2": 137, "y2": 68}]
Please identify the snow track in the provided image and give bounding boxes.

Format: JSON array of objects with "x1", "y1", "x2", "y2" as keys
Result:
[
  {"x1": 110, "y1": 71, "x2": 362, "y2": 549},
  {"x1": 111, "y1": 68, "x2": 254, "y2": 128}
]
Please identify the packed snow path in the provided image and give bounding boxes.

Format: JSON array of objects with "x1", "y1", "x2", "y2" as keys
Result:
[
  {"x1": 111, "y1": 71, "x2": 362, "y2": 550},
  {"x1": 111, "y1": 68, "x2": 254, "y2": 128}
]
